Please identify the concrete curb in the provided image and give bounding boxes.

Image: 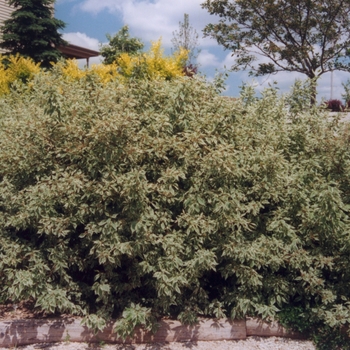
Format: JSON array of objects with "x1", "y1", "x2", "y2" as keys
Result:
[{"x1": 0, "y1": 317, "x2": 306, "y2": 347}]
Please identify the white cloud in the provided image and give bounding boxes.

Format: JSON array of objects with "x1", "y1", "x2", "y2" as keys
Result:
[
  {"x1": 197, "y1": 50, "x2": 220, "y2": 67},
  {"x1": 220, "y1": 52, "x2": 235, "y2": 69},
  {"x1": 63, "y1": 32, "x2": 100, "y2": 51},
  {"x1": 79, "y1": 0, "x2": 120, "y2": 14},
  {"x1": 56, "y1": 0, "x2": 78, "y2": 4},
  {"x1": 79, "y1": 0, "x2": 217, "y2": 48},
  {"x1": 197, "y1": 51, "x2": 237, "y2": 70}
]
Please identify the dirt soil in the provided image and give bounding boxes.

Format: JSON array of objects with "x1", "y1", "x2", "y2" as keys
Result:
[{"x1": 0, "y1": 301, "x2": 78, "y2": 321}]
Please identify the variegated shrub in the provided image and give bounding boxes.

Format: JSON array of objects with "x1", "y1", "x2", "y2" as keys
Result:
[{"x1": 1, "y1": 74, "x2": 350, "y2": 348}]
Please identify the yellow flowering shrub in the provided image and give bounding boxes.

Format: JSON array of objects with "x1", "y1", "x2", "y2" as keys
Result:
[
  {"x1": 0, "y1": 54, "x2": 41, "y2": 95},
  {"x1": 117, "y1": 53, "x2": 134, "y2": 78},
  {"x1": 89, "y1": 62, "x2": 119, "y2": 83},
  {"x1": 57, "y1": 41, "x2": 187, "y2": 84},
  {"x1": 117, "y1": 39, "x2": 188, "y2": 80},
  {"x1": 0, "y1": 60, "x2": 8, "y2": 95},
  {"x1": 57, "y1": 59, "x2": 86, "y2": 81},
  {"x1": 0, "y1": 41, "x2": 187, "y2": 96},
  {"x1": 144, "y1": 39, "x2": 188, "y2": 80},
  {"x1": 55, "y1": 59, "x2": 120, "y2": 84}
]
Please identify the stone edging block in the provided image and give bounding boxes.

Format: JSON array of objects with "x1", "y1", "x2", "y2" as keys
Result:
[{"x1": 0, "y1": 317, "x2": 305, "y2": 347}]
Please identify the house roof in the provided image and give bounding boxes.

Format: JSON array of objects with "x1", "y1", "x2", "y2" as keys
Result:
[{"x1": 58, "y1": 43, "x2": 100, "y2": 60}]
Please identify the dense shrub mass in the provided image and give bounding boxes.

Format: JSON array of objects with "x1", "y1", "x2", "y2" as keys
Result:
[
  {"x1": 0, "y1": 44, "x2": 187, "y2": 96},
  {"x1": 0, "y1": 54, "x2": 40, "y2": 95},
  {"x1": 1, "y1": 72, "x2": 350, "y2": 348}
]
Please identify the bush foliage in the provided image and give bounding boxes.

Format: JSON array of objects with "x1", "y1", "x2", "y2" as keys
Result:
[
  {"x1": 0, "y1": 54, "x2": 41, "y2": 95},
  {"x1": 0, "y1": 44, "x2": 187, "y2": 96},
  {"x1": 115, "y1": 39, "x2": 188, "y2": 80},
  {"x1": 1, "y1": 72, "x2": 350, "y2": 347}
]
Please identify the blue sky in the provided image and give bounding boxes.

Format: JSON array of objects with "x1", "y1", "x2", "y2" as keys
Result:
[{"x1": 55, "y1": 0, "x2": 350, "y2": 101}]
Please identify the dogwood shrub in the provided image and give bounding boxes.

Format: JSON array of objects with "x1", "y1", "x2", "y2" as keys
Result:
[{"x1": 1, "y1": 75, "x2": 350, "y2": 348}]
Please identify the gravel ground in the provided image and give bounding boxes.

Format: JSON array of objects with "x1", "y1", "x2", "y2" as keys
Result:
[{"x1": 0, "y1": 337, "x2": 316, "y2": 350}]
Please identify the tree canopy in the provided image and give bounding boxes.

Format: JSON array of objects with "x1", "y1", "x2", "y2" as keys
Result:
[
  {"x1": 100, "y1": 25, "x2": 144, "y2": 65},
  {"x1": 201, "y1": 0, "x2": 350, "y2": 90},
  {"x1": 0, "y1": 0, "x2": 67, "y2": 68}
]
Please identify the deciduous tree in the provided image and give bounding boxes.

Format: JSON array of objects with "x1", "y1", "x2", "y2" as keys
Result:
[
  {"x1": 171, "y1": 13, "x2": 200, "y2": 66},
  {"x1": 100, "y1": 25, "x2": 144, "y2": 65},
  {"x1": 202, "y1": 0, "x2": 350, "y2": 102},
  {"x1": 0, "y1": 0, "x2": 67, "y2": 68}
]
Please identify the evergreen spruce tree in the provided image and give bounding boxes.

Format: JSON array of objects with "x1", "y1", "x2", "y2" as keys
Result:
[{"x1": 0, "y1": 0, "x2": 67, "y2": 68}]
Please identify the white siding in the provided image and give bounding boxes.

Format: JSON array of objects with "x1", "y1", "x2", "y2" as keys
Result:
[
  {"x1": 0, "y1": 0, "x2": 14, "y2": 53},
  {"x1": 0, "y1": 0, "x2": 13, "y2": 23}
]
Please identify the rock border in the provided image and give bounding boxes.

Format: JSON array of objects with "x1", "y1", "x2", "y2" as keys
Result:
[{"x1": 0, "y1": 317, "x2": 307, "y2": 347}]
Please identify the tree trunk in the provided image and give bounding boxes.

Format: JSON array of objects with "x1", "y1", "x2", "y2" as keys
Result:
[
  {"x1": 308, "y1": 74, "x2": 318, "y2": 106},
  {"x1": 310, "y1": 86, "x2": 317, "y2": 106}
]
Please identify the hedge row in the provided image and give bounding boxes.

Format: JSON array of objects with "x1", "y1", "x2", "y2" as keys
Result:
[{"x1": 1, "y1": 73, "x2": 350, "y2": 348}]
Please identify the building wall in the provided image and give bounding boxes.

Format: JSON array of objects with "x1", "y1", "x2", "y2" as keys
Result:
[
  {"x1": 0, "y1": 0, "x2": 13, "y2": 25},
  {"x1": 0, "y1": 0, "x2": 14, "y2": 53}
]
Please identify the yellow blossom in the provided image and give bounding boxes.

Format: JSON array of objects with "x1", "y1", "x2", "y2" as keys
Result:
[{"x1": 0, "y1": 54, "x2": 40, "y2": 95}]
